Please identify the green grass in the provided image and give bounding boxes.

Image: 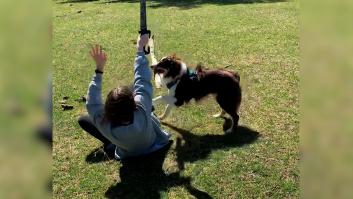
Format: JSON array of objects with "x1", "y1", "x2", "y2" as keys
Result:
[{"x1": 53, "y1": 0, "x2": 299, "y2": 198}]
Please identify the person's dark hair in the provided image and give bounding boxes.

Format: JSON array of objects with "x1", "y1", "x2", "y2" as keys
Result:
[{"x1": 103, "y1": 86, "x2": 136, "y2": 125}]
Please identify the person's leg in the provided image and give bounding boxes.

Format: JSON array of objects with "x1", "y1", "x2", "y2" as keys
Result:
[
  {"x1": 77, "y1": 115, "x2": 111, "y2": 146},
  {"x1": 78, "y1": 115, "x2": 116, "y2": 159}
]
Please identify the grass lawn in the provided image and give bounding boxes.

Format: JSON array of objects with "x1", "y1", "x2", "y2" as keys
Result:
[{"x1": 53, "y1": 0, "x2": 299, "y2": 198}]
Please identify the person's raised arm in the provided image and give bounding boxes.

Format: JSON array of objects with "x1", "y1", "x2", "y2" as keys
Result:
[
  {"x1": 86, "y1": 45, "x2": 107, "y2": 118},
  {"x1": 133, "y1": 34, "x2": 153, "y2": 113}
]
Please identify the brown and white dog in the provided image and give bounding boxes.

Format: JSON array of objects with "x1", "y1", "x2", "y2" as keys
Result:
[{"x1": 151, "y1": 55, "x2": 242, "y2": 134}]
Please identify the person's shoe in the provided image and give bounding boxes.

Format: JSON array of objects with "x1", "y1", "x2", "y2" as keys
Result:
[{"x1": 103, "y1": 143, "x2": 116, "y2": 159}]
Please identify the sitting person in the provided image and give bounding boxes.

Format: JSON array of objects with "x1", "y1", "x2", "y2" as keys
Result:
[{"x1": 78, "y1": 34, "x2": 170, "y2": 160}]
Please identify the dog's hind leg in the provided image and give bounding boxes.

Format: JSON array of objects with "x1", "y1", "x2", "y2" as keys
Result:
[
  {"x1": 212, "y1": 109, "x2": 226, "y2": 118},
  {"x1": 225, "y1": 113, "x2": 239, "y2": 134},
  {"x1": 216, "y1": 95, "x2": 239, "y2": 134}
]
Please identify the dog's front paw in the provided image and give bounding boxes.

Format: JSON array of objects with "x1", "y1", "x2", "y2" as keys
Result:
[
  {"x1": 224, "y1": 128, "x2": 235, "y2": 135},
  {"x1": 158, "y1": 115, "x2": 166, "y2": 120},
  {"x1": 212, "y1": 113, "x2": 223, "y2": 118},
  {"x1": 212, "y1": 110, "x2": 226, "y2": 118}
]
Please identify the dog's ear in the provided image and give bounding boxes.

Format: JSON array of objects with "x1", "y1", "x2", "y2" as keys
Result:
[{"x1": 170, "y1": 53, "x2": 181, "y2": 61}]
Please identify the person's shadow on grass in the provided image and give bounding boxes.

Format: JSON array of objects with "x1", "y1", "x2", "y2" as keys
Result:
[
  {"x1": 162, "y1": 117, "x2": 260, "y2": 170},
  {"x1": 104, "y1": 140, "x2": 213, "y2": 199}
]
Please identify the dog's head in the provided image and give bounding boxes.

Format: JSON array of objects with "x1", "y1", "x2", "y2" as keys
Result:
[{"x1": 151, "y1": 54, "x2": 186, "y2": 88}]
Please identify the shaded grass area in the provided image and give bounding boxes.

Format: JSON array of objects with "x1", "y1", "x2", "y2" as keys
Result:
[{"x1": 53, "y1": 0, "x2": 299, "y2": 198}]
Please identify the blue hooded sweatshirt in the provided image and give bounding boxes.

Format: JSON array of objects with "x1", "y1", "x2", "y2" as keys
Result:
[{"x1": 86, "y1": 52, "x2": 170, "y2": 159}]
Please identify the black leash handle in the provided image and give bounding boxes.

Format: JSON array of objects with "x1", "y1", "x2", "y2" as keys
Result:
[{"x1": 139, "y1": 29, "x2": 151, "y2": 55}]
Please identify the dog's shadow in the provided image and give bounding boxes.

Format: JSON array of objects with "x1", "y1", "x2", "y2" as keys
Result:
[
  {"x1": 105, "y1": 141, "x2": 212, "y2": 199},
  {"x1": 162, "y1": 117, "x2": 260, "y2": 170}
]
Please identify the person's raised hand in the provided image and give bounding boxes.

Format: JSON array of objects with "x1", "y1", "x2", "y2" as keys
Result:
[
  {"x1": 90, "y1": 44, "x2": 107, "y2": 72},
  {"x1": 136, "y1": 34, "x2": 149, "y2": 52}
]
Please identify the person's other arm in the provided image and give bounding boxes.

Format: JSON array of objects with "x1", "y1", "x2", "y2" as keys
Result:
[{"x1": 86, "y1": 45, "x2": 107, "y2": 122}]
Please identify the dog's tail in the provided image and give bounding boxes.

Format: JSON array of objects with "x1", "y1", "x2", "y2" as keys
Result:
[
  {"x1": 229, "y1": 70, "x2": 240, "y2": 82},
  {"x1": 224, "y1": 65, "x2": 240, "y2": 82}
]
